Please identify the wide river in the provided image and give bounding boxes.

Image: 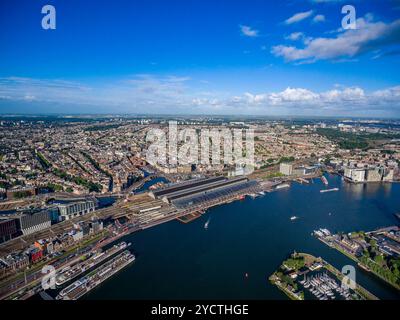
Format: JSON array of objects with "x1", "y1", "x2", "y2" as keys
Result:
[{"x1": 85, "y1": 174, "x2": 400, "y2": 300}]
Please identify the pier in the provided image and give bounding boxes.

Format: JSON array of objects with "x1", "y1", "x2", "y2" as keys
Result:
[{"x1": 176, "y1": 211, "x2": 204, "y2": 224}]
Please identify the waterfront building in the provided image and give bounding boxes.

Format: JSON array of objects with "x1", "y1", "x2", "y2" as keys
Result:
[
  {"x1": 304, "y1": 166, "x2": 318, "y2": 175},
  {"x1": 344, "y1": 167, "x2": 366, "y2": 183},
  {"x1": 366, "y1": 168, "x2": 383, "y2": 182},
  {"x1": 280, "y1": 163, "x2": 317, "y2": 176},
  {"x1": 58, "y1": 200, "x2": 96, "y2": 221},
  {"x1": 280, "y1": 163, "x2": 293, "y2": 175},
  {"x1": 382, "y1": 168, "x2": 395, "y2": 182},
  {"x1": 151, "y1": 176, "x2": 248, "y2": 204}
]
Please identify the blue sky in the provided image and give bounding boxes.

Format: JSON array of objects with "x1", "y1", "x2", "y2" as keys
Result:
[{"x1": 0, "y1": 0, "x2": 400, "y2": 117}]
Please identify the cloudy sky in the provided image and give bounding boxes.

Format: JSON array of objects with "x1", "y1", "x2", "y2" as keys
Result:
[{"x1": 0, "y1": 0, "x2": 400, "y2": 117}]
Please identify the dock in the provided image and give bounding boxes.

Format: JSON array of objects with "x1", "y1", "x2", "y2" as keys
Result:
[
  {"x1": 176, "y1": 211, "x2": 203, "y2": 224},
  {"x1": 269, "y1": 252, "x2": 379, "y2": 301},
  {"x1": 57, "y1": 250, "x2": 135, "y2": 300},
  {"x1": 296, "y1": 178, "x2": 310, "y2": 184}
]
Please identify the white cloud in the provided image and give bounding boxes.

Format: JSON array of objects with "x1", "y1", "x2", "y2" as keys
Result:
[
  {"x1": 0, "y1": 75, "x2": 193, "y2": 113},
  {"x1": 372, "y1": 86, "x2": 400, "y2": 100},
  {"x1": 285, "y1": 10, "x2": 314, "y2": 25},
  {"x1": 1, "y1": 77, "x2": 399, "y2": 116},
  {"x1": 313, "y1": 14, "x2": 325, "y2": 23},
  {"x1": 286, "y1": 32, "x2": 305, "y2": 41},
  {"x1": 321, "y1": 87, "x2": 365, "y2": 102},
  {"x1": 23, "y1": 95, "x2": 36, "y2": 101},
  {"x1": 273, "y1": 16, "x2": 400, "y2": 63},
  {"x1": 190, "y1": 85, "x2": 400, "y2": 116},
  {"x1": 239, "y1": 25, "x2": 259, "y2": 37}
]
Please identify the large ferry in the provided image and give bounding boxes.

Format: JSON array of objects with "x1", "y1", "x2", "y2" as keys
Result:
[
  {"x1": 55, "y1": 242, "x2": 130, "y2": 286},
  {"x1": 56, "y1": 251, "x2": 135, "y2": 300}
]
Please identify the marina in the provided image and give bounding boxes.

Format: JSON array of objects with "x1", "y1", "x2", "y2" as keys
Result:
[
  {"x1": 269, "y1": 252, "x2": 378, "y2": 300},
  {"x1": 300, "y1": 271, "x2": 359, "y2": 300}
]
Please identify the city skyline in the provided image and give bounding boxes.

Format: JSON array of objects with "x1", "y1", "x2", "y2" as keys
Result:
[{"x1": 0, "y1": 0, "x2": 400, "y2": 116}]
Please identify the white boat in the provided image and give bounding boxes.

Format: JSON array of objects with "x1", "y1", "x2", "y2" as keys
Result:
[
  {"x1": 320, "y1": 188, "x2": 339, "y2": 193},
  {"x1": 290, "y1": 216, "x2": 298, "y2": 221},
  {"x1": 276, "y1": 183, "x2": 290, "y2": 189},
  {"x1": 204, "y1": 218, "x2": 210, "y2": 230},
  {"x1": 320, "y1": 228, "x2": 331, "y2": 236}
]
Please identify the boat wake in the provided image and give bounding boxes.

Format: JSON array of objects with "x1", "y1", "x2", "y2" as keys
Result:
[{"x1": 204, "y1": 218, "x2": 211, "y2": 229}]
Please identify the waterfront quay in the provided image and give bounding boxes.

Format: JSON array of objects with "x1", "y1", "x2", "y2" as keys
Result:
[
  {"x1": 56, "y1": 250, "x2": 135, "y2": 300},
  {"x1": 269, "y1": 252, "x2": 378, "y2": 300},
  {"x1": 0, "y1": 175, "x2": 275, "y2": 300},
  {"x1": 0, "y1": 172, "x2": 339, "y2": 301},
  {"x1": 314, "y1": 226, "x2": 400, "y2": 291},
  {"x1": 55, "y1": 241, "x2": 130, "y2": 287}
]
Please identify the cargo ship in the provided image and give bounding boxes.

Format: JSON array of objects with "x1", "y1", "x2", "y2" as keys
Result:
[
  {"x1": 55, "y1": 242, "x2": 130, "y2": 286},
  {"x1": 56, "y1": 250, "x2": 135, "y2": 300}
]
